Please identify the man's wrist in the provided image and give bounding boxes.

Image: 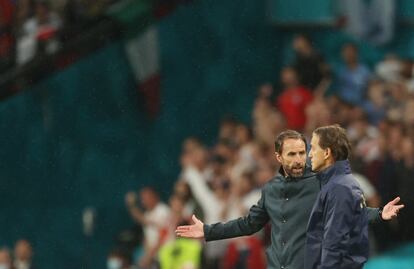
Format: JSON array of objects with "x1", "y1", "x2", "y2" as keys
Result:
[{"x1": 378, "y1": 207, "x2": 384, "y2": 221}]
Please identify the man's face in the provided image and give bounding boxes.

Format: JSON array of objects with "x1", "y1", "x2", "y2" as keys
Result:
[
  {"x1": 281, "y1": 68, "x2": 298, "y2": 88},
  {"x1": 139, "y1": 190, "x2": 158, "y2": 210},
  {"x1": 342, "y1": 45, "x2": 358, "y2": 64},
  {"x1": 0, "y1": 250, "x2": 11, "y2": 267},
  {"x1": 276, "y1": 138, "x2": 306, "y2": 178},
  {"x1": 308, "y1": 134, "x2": 327, "y2": 172},
  {"x1": 14, "y1": 240, "x2": 32, "y2": 261},
  {"x1": 293, "y1": 36, "x2": 308, "y2": 53}
]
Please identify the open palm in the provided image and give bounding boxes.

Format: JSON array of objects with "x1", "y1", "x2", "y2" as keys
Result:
[
  {"x1": 382, "y1": 196, "x2": 405, "y2": 220},
  {"x1": 175, "y1": 215, "x2": 205, "y2": 239}
]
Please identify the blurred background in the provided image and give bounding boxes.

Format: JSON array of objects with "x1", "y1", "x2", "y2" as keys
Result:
[{"x1": 0, "y1": 0, "x2": 413, "y2": 268}]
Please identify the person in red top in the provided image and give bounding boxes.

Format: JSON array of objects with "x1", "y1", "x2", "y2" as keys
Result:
[{"x1": 276, "y1": 66, "x2": 313, "y2": 130}]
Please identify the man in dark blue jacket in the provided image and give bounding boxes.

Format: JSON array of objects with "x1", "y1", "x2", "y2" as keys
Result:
[{"x1": 306, "y1": 125, "x2": 379, "y2": 269}]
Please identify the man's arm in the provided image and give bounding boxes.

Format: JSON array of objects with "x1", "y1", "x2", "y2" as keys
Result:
[
  {"x1": 125, "y1": 192, "x2": 149, "y2": 225},
  {"x1": 367, "y1": 196, "x2": 405, "y2": 223},
  {"x1": 176, "y1": 188, "x2": 270, "y2": 241}
]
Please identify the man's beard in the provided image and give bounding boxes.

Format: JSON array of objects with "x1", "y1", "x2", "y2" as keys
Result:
[{"x1": 284, "y1": 164, "x2": 305, "y2": 178}]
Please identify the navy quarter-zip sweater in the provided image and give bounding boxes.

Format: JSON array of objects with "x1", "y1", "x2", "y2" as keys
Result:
[{"x1": 305, "y1": 160, "x2": 369, "y2": 269}]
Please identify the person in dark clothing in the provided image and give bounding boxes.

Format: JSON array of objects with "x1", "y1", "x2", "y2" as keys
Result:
[
  {"x1": 176, "y1": 130, "x2": 403, "y2": 269},
  {"x1": 292, "y1": 34, "x2": 327, "y2": 90},
  {"x1": 306, "y1": 125, "x2": 404, "y2": 269},
  {"x1": 395, "y1": 137, "x2": 414, "y2": 242}
]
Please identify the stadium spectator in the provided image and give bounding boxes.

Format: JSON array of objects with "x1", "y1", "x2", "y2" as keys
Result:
[
  {"x1": 13, "y1": 240, "x2": 34, "y2": 269},
  {"x1": 336, "y1": 43, "x2": 371, "y2": 105},
  {"x1": 291, "y1": 33, "x2": 327, "y2": 90},
  {"x1": 125, "y1": 187, "x2": 170, "y2": 269},
  {"x1": 276, "y1": 66, "x2": 313, "y2": 130},
  {"x1": 0, "y1": 247, "x2": 13, "y2": 269}
]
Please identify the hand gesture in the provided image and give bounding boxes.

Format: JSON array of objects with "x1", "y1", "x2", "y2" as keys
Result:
[
  {"x1": 175, "y1": 215, "x2": 205, "y2": 239},
  {"x1": 382, "y1": 196, "x2": 405, "y2": 220}
]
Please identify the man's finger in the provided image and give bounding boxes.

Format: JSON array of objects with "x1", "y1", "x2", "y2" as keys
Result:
[
  {"x1": 396, "y1": 204, "x2": 405, "y2": 210},
  {"x1": 192, "y1": 214, "x2": 201, "y2": 224},
  {"x1": 389, "y1": 197, "x2": 400, "y2": 205},
  {"x1": 176, "y1": 232, "x2": 187, "y2": 237},
  {"x1": 175, "y1": 226, "x2": 191, "y2": 232}
]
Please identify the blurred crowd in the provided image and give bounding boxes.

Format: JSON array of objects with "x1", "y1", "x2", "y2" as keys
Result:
[
  {"x1": 111, "y1": 33, "x2": 414, "y2": 269},
  {"x1": 0, "y1": 0, "x2": 119, "y2": 73},
  {"x1": 0, "y1": 239, "x2": 35, "y2": 269}
]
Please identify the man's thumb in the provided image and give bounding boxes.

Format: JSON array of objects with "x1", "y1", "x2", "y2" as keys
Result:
[{"x1": 192, "y1": 214, "x2": 200, "y2": 224}]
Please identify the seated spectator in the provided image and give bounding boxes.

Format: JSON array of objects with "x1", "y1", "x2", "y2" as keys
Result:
[
  {"x1": 0, "y1": 247, "x2": 12, "y2": 269},
  {"x1": 13, "y1": 239, "x2": 34, "y2": 269},
  {"x1": 335, "y1": 43, "x2": 371, "y2": 105},
  {"x1": 276, "y1": 66, "x2": 313, "y2": 131}
]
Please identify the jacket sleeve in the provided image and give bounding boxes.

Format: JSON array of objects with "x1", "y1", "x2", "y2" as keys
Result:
[
  {"x1": 319, "y1": 184, "x2": 365, "y2": 269},
  {"x1": 204, "y1": 188, "x2": 270, "y2": 241},
  {"x1": 366, "y1": 207, "x2": 381, "y2": 224}
]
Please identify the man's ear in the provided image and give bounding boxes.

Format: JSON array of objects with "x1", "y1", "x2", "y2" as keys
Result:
[
  {"x1": 324, "y1": 147, "x2": 331, "y2": 160},
  {"x1": 275, "y1": 152, "x2": 283, "y2": 163}
]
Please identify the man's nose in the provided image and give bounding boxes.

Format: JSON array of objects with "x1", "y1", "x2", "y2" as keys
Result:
[{"x1": 294, "y1": 156, "x2": 303, "y2": 164}]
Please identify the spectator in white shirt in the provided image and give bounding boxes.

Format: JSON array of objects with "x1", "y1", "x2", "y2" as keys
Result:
[{"x1": 125, "y1": 187, "x2": 170, "y2": 269}]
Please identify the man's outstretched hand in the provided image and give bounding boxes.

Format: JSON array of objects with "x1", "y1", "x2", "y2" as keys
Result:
[
  {"x1": 175, "y1": 215, "x2": 205, "y2": 239},
  {"x1": 382, "y1": 196, "x2": 405, "y2": 220}
]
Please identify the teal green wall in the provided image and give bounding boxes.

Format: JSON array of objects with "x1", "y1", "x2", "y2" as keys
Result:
[
  {"x1": 269, "y1": 0, "x2": 414, "y2": 23},
  {"x1": 0, "y1": 1, "x2": 280, "y2": 268}
]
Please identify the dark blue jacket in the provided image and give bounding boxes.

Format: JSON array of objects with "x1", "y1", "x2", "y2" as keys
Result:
[{"x1": 305, "y1": 160, "x2": 369, "y2": 269}]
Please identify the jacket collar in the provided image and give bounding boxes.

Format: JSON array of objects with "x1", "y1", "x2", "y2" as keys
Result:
[{"x1": 317, "y1": 159, "x2": 351, "y2": 186}]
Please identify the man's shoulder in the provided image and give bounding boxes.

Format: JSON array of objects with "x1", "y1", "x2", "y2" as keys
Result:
[
  {"x1": 326, "y1": 175, "x2": 362, "y2": 197},
  {"x1": 263, "y1": 175, "x2": 281, "y2": 187},
  {"x1": 259, "y1": 175, "x2": 284, "y2": 193}
]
